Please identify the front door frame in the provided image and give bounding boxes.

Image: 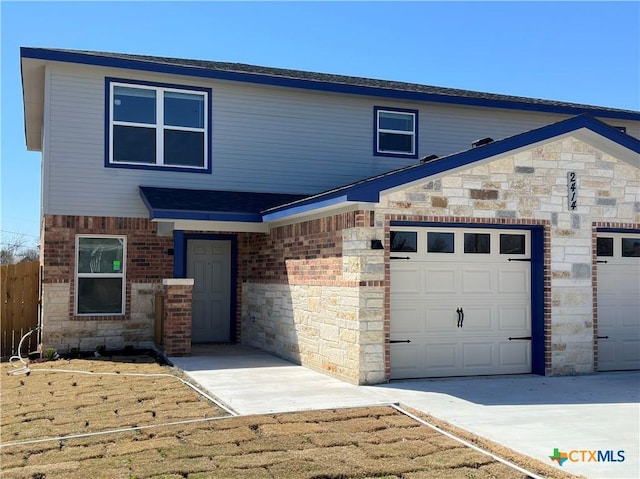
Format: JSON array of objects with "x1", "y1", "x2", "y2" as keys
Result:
[{"x1": 173, "y1": 231, "x2": 238, "y2": 343}]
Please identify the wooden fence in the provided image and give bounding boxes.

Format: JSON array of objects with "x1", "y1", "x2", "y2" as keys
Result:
[{"x1": 1, "y1": 261, "x2": 40, "y2": 357}]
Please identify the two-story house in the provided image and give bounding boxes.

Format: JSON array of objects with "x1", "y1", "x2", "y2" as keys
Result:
[{"x1": 20, "y1": 47, "x2": 639, "y2": 384}]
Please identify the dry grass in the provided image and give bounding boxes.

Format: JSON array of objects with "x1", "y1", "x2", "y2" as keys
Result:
[{"x1": 1, "y1": 356, "x2": 583, "y2": 479}]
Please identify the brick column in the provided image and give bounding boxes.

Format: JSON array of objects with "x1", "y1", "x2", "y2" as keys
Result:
[{"x1": 162, "y1": 278, "x2": 194, "y2": 356}]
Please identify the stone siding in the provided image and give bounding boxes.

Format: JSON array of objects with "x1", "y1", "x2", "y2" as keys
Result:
[
  {"x1": 376, "y1": 136, "x2": 639, "y2": 375},
  {"x1": 241, "y1": 211, "x2": 386, "y2": 384},
  {"x1": 41, "y1": 281, "x2": 161, "y2": 352}
]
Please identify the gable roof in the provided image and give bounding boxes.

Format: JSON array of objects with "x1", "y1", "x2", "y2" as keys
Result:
[
  {"x1": 262, "y1": 115, "x2": 640, "y2": 222},
  {"x1": 21, "y1": 47, "x2": 639, "y2": 132}
]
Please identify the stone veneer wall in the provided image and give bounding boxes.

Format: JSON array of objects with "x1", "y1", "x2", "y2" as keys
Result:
[
  {"x1": 241, "y1": 212, "x2": 386, "y2": 384},
  {"x1": 40, "y1": 215, "x2": 173, "y2": 352},
  {"x1": 374, "y1": 136, "x2": 639, "y2": 375}
]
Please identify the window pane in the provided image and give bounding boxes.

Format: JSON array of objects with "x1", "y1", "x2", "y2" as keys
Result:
[
  {"x1": 164, "y1": 130, "x2": 205, "y2": 167},
  {"x1": 379, "y1": 132, "x2": 413, "y2": 153},
  {"x1": 77, "y1": 278, "x2": 123, "y2": 314},
  {"x1": 500, "y1": 234, "x2": 525, "y2": 254},
  {"x1": 164, "y1": 91, "x2": 205, "y2": 128},
  {"x1": 464, "y1": 233, "x2": 490, "y2": 253},
  {"x1": 428, "y1": 232, "x2": 454, "y2": 253},
  {"x1": 113, "y1": 86, "x2": 156, "y2": 124},
  {"x1": 379, "y1": 112, "x2": 413, "y2": 131},
  {"x1": 113, "y1": 125, "x2": 156, "y2": 164},
  {"x1": 390, "y1": 231, "x2": 417, "y2": 252},
  {"x1": 78, "y1": 238, "x2": 124, "y2": 274},
  {"x1": 622, "y1": 238, "x2": 640, "y2": 257},
  {"x1": 597, "y1": 237, "x2": 614, "y2": 257}
]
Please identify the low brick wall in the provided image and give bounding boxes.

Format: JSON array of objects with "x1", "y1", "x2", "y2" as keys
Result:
[{"x1": 161, "y1": 279, "x2": 194, "y2": 356}]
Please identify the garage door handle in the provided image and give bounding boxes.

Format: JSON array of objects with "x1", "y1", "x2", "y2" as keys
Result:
[
  {"x1": 597, "y1": 260, "x2": 608, "y2": 264},
  {"x1": 508, "y1": 336, "x2": 532, "y2": 340},
  {"x1": 597, "y1": 336, "x2": 609, "y2": 339},
  {"x1": 456, "y1": 308, "x2": 464, "y2": 327},
  {"x1": 390, "y1": 339, "x2": 411, "y2": 344}
]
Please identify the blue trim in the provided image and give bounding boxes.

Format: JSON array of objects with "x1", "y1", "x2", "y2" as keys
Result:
[
  {"x1": 104, "y1": 77, "x2": 213, "y2": 174},
  {"x1": 173, "y1": 230, "x2": 185, "y2": 277},
  {"x1": 530, "y1": 227, "x2": 545, "y2": 376},
  {"x1": 261, "y1": 194, "x2": 350, "y2": 222},
  {"x1": 150, "y1": 209, "x2": 263, "y2": 223},
  {"x1": 373, "y1": 106, "x2": 419, "y2": 159},
  {"x1": 21, "y1": 48, "x2": 640, "y2": 121},
  {"x1": 390, "y1": 221, "x2": 546, "y2": 376},
  {"x1": 391, "y1": 221, "x2": 535, "y2": 230},
  {"x1": 596, "y1": 227, "x2": 640, "y2": 234},
  {"x1": 265, "y1": 115, "x2": 640, "y2": 219},
  {"x1": 176, "y1": 233, "x2": 238, "y2": 343}
]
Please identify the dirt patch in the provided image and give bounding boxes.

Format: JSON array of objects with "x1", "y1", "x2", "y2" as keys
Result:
[{"x1": 1, "y1": 357, "x2": 583, "y2": 479}]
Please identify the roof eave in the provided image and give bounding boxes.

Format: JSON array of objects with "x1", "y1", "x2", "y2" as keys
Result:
[
  {"x1": 20, "y1": 47, "x2": 640, "y2": 121},
  {"x1": 21, "y1": 54, "x2": 46, "y2": 151}
]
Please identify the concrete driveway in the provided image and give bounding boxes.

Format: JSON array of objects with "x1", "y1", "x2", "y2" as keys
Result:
[{"x1": 171, "y1": 346, "x2": 639, "y2": 479}]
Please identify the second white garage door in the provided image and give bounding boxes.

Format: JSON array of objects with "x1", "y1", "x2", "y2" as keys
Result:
[
  {"x1": 390, "y1": 227, "x2": 532, "y2": 379},
  {"x1": 597, "y1": 232, "x2": 640, "y2": 371}
]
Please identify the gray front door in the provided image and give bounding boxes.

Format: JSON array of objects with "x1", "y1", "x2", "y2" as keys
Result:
[{"x1": 187, "y1": 239, "x2": 231, "y2": 343}]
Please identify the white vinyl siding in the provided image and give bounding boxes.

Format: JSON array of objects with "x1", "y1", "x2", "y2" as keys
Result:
[{"x1": 42, "y1": 64, "x2": 640, "y2": 218}]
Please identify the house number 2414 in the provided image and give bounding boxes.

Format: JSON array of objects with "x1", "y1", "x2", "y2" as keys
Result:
[{"x1": 567, "y1": 171, "x2": 577, "y2": 210}]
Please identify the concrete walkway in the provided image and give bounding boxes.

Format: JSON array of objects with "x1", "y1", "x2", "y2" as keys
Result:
[{"x1": 170, "y1": 346, "x2": 639, "y2": 479}]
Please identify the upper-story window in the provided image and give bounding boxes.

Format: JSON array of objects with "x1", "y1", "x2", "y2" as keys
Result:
[
  {"x1": 106, "y1": 78, "x2": 211, "y2": 172},
  {"x1": 374, "y1": 106, "x2": 418, "y2": 158}
]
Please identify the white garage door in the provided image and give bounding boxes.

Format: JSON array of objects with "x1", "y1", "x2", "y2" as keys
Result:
[
  {"x1": 390, "y1": 227, "x2": 532, "y2": 379},
  {"x1": 597, "y1": 233, "x2": 640, "y2": 371}
]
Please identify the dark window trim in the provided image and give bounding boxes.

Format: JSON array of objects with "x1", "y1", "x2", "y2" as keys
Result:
[
  {"x1": 373, "y1": 106, "x2": 419, "y2": 159},
  {"x1": 104, "y1": 77, "x2": 213, "y2": 174}
]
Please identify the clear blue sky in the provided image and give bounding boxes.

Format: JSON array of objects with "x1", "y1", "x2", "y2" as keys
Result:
[{"x1": 2, "y1": 1, "x2": 639, "y2": 248}]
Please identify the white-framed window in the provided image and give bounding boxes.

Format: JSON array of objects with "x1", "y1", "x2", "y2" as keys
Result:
[
  {"x1": 107, "y1": 78, "x2": 210, "y2": 171},
  {"x1": 75, "y1": 235, "x2": 126, "y2": 315},
  {"x1": 374, "y1": 106, "x2": 418, "y2": 157}
]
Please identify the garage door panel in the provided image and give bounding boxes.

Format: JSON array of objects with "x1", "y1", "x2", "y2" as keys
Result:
[
  {"x1": 425, "y1": 343, "x2": 457, "y2": 370},
  {"x1": 462, "y1": 343, "x2": 493, "y2": 368},
  {"x1": 391, "y1": 305, "x2": 423, "y2": 334},
  {"x1": 499, "y1": 341, "x2": 531, "y2": 369},
  {"x1": 390, "y1": 345, "x2": 421, "y2": 377},
  {"x1": 425, "y1": 268, "x2": 456, "y2": 293},
  {"x1": 425, "y1": 307, "x2": 458, "y2": 332},
  {"x1": 461, "y1": 268, "x2": 493, "y2": 294},
  {"x1": 459, "y1": 306, "x2": 492, "y2": 331},
  {"x1": 598, "y1": 341, "x2": 616, "y2": 365},
  {"x1": 498, "y1": 305, "x2": 530, "y2": 330},
  {"x1": 622, "y1": 314, "x2": 640, "y2": 328},
  {"x1": 391, "y1": 267, "x2": 422, "y2": 294},
  {"x1": 621, "y1": 341, "x2": 640, "y2": 362},
  {"x1": 498, "y1": 268, "x2": 530, "y2": 294}
]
